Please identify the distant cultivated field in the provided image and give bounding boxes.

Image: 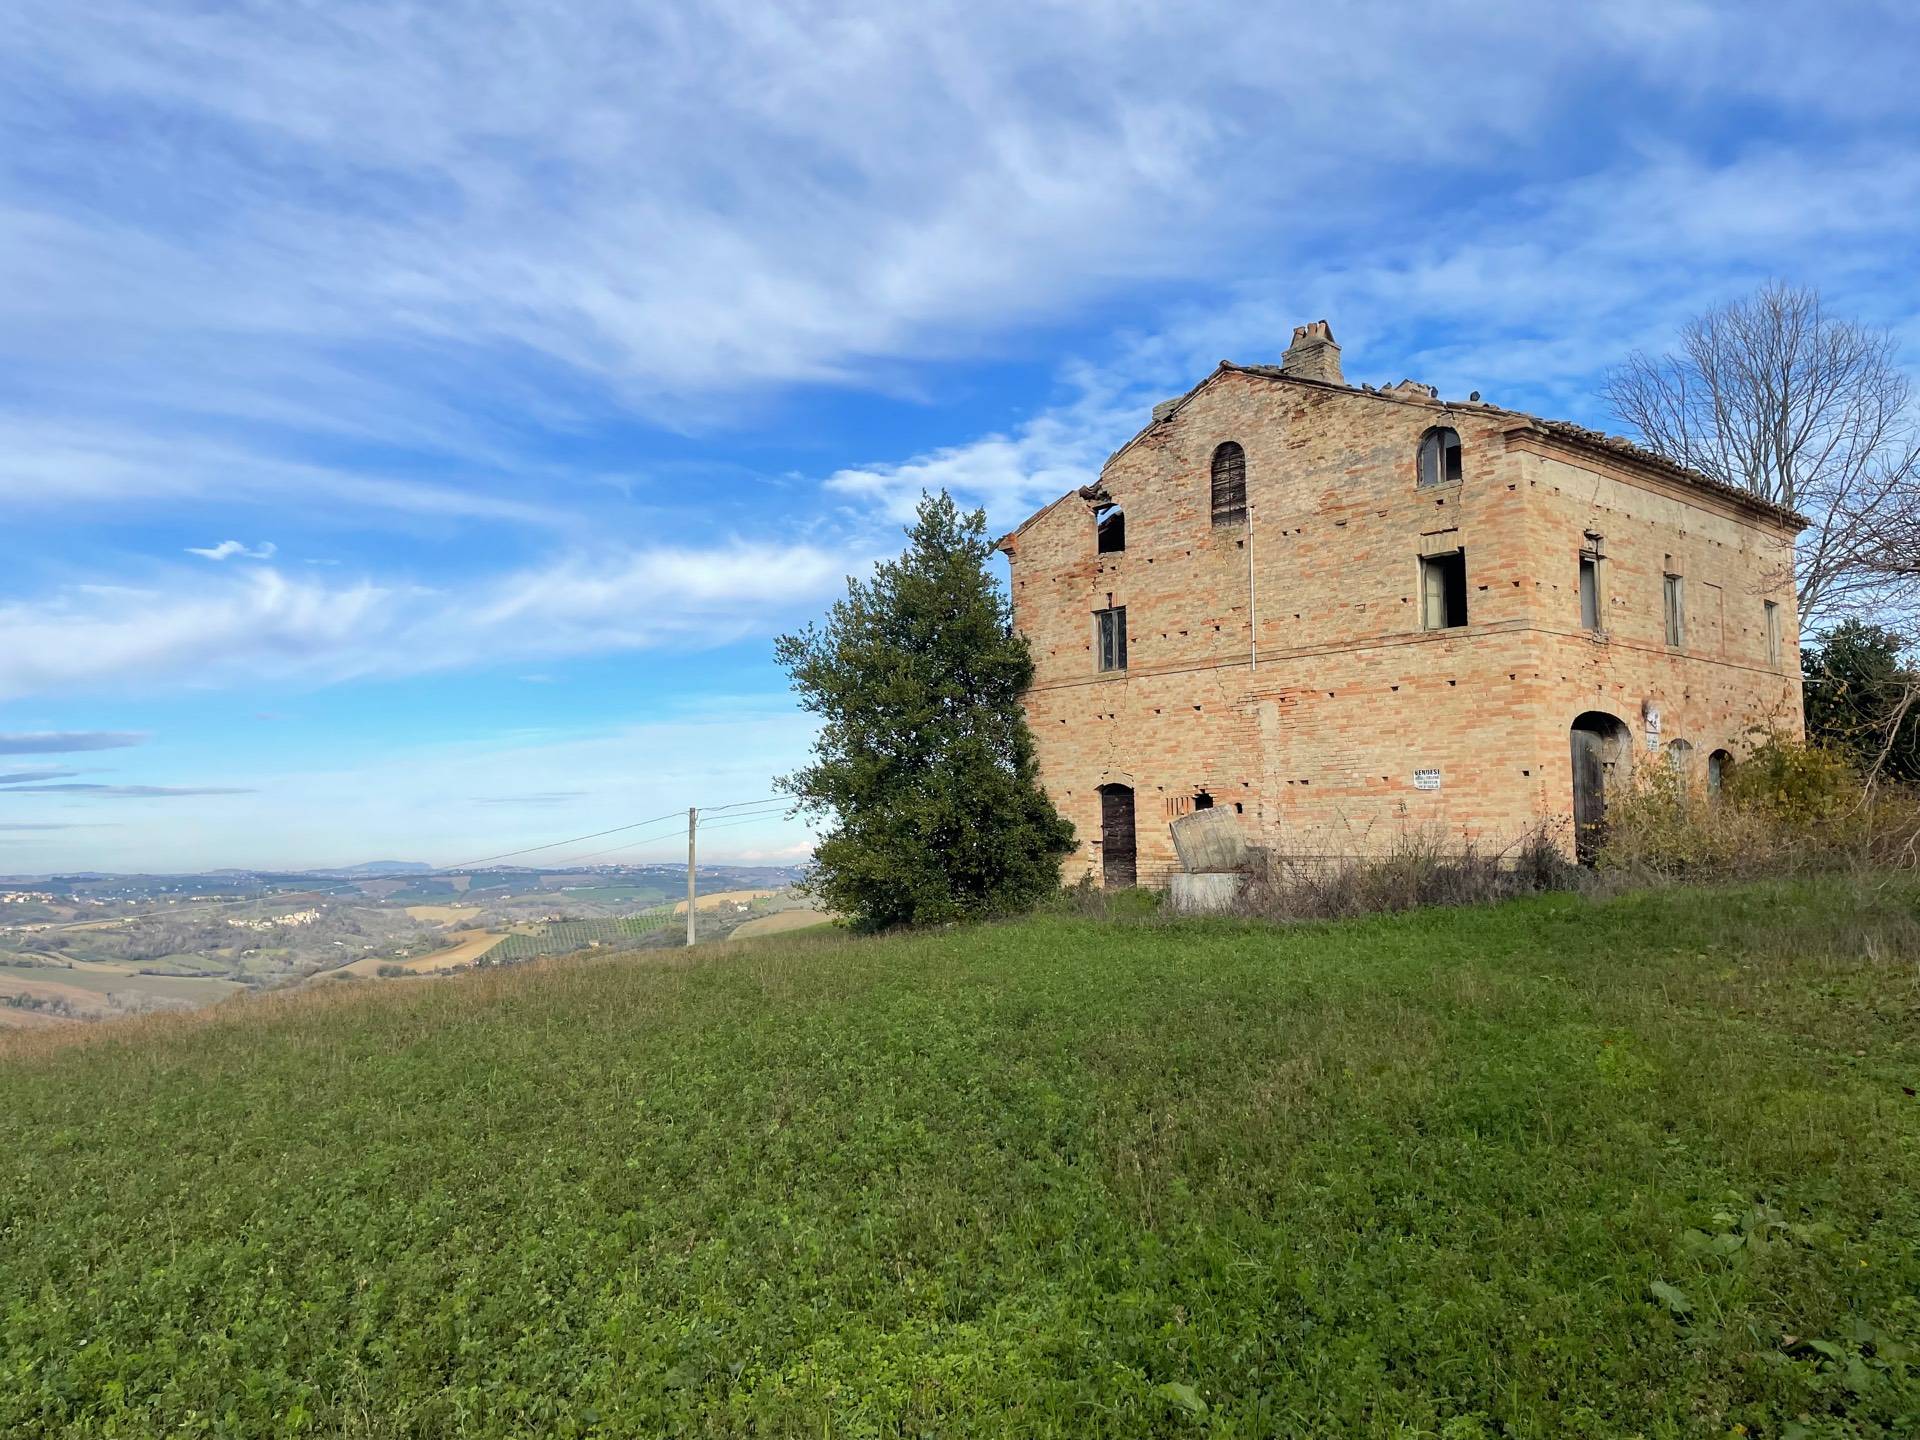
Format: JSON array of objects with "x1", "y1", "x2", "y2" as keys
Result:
[
  {"x1": 672, "y1": 886, "x2": 785, "y2": 915},
  {"x1": 730, "y1": 906, "x2": 832, "y2": 938},
  {"x1": 402, "y1": 903, "x2": 483, "y2": 922},
  {"x1": 483, "y1": 912, "x2": 674, "y2": 963},
  {"x1": 5, "y1": 879, "x2": 1919, "y2": 1436},
  {"x1": 0, "y1": 1006, "x2": 72, "y2": 1030},
  {"x1": 0, "y1": 960, "x2": 243, "y2": 1017},
  {"x1": 332, "y1": 928, "x2": 504, "y2": 978}
]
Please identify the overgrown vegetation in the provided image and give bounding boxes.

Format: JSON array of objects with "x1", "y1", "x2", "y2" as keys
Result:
[
  {"x1": 776, "y1": 491, "x2": 1074, "y2": 930},
  {"x1": 1599, "y1": 731, "x2": 1920, "y2": 880},
  {"x1": 4, "y1": 879, "x2": 1919, "y2": 1436},
  {"x1": 1233, "y1": 826, "x2": 1579, "y2": 920}
]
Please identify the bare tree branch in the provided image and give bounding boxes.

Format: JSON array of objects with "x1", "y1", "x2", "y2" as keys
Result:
[{"x1": 1603, "y1": 281, "x2": 1920, "y2": 631}]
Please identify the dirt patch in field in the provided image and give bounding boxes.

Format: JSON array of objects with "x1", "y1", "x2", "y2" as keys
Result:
[
  {"x1": 0, "y1": 1006, "x2": 76, "y2": 1030},
  {"x1": 732, "y1": 908, "x2": 832, "y2": 939},
  {"x1": 672, "y1": 888, "x2": 786, "y2": 916},
  {"x1": 333, "y1": 929, "x2": 502, "y2": 978},
  {"x1": 404, "y1": 904, "x2": 483, "y2": 922}
]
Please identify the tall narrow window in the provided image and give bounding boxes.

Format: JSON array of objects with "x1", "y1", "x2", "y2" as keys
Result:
[
  {"x1": 1578, "y1": 552, "x2": 1601, "y2": 631},
  {"x1": 1417, "y1": 427, "x2": 1463, "y2": 488},
  {"x1": 1663, "y1": 570, "x2": 1686, "y2": 647},
  {"x1": 1095, "y1": 606, "x2": 1128, "y2": 672},
  {"x1": 1095, "y1": 503, "x2": 1125, "y2": 554},
  {"x1": 1210, "y1": 442, "x2": 1246, "y2": 527},
  {"x1": 1765, "y1": 600, "x2": 1781, "y2": 663},
  {"x1": 1420, "y1": 549, "x2": 1468, "y2": 630}
]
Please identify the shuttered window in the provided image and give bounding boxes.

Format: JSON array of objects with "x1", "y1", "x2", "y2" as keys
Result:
[{"x1": 1209, "y1": 442, "x2": 1246, "y2": 527}]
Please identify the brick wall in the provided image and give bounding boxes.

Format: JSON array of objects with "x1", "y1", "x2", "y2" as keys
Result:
[{"x1": 1001, "y1": 367, "x2": 1803, "y2": 883}]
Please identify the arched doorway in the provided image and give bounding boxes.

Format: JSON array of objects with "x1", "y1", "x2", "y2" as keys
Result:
[
  {"x1": 1569, "y1": 712, "x2": 1631, "y2": 862},
  {"x1": 1098, "y1": 783, "x2": 1137, "y2": 888},
  {"x1": 1707, "y1": 748, "x2": 1733, "y2": 795}
]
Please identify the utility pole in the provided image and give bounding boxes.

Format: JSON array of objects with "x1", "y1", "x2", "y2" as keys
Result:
[{"x1": 685, "y1": 806, "x2": 697, "y2": 947}]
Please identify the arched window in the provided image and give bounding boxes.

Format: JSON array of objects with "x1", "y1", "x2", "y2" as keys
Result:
[
  {"x1": 1418, "y1": 427, "x2": 1463, "y2": 488},
  {"x1": 1666, "y1": 738, "x2": 1694, "y2": 775},
  {"x1": 1210, "y1": 442, "x2": 1247, "y2": 527}
]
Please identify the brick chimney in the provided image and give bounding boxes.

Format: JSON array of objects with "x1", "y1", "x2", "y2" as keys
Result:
[{"x1": 1280, "y1": 320, "x2": 1343, "y2": 385}]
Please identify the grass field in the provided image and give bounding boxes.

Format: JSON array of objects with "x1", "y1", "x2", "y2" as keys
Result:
[{"x1": 3, "y1": 879, "x2": 1918, "y2": 1436}]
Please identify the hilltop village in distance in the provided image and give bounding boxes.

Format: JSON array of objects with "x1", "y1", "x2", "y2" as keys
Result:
[{"x1": 0, "y1": 861, "x2": 818, "y2": 1029}]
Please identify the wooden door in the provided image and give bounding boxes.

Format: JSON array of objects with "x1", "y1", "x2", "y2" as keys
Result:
[
  {"x1": 1570, "y1": 727, "x2": 1608, "y2": 862},
  {"x1": 1100, "y1": 786, "x2": 1137, "y2": 888}
]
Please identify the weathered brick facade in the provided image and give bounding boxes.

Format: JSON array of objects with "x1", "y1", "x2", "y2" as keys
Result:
[{"x1": 997, "y1": 325, "x2": 1806, "y2": 885}]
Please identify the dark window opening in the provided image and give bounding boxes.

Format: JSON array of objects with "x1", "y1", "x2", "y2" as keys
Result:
[
  {"x1": 1418, "y1": 427, "x2": 1463, "y2": 488},
  {"x1": 1420, "y1": 549, "x2": 1468, "y2": 630},
  {"x1": 1664, "y1": 572, "x2": 1686, "y2": 647},
  {"x1": 1095, "y1": 503, "x2": 1125, "y2": 554},
  {"x1": 1095, "y1": 606, "x2": 1128, "y2": 672},
  {"x1": 1579, "y1": 553, "x2": 1600, "y2": 630},
  {"x1": 1210, "y1": 441, "x2": 1247, "y2": 527},
  {"x1": 1707, "y1": 748, "x2": 1733, "y2": 794},
  {"x1": 1193, "y1": 791, "x2": 1214, "y2": 810}
]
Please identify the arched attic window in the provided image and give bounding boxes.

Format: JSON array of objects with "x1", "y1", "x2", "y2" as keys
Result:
[
  {"x1": 1418, "y1": 427, "x2": 1463, "y2": 488},
  {"x1": 1210, "y1": 442, "x2": 1247, "y2": 527}
]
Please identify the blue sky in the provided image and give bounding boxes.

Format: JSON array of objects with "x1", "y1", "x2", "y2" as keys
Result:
[{"x1": 2, "y1": 1, "x2": 1917, "y2": 872}]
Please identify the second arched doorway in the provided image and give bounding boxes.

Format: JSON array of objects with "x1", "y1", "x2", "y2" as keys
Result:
[{"x1": 1570, "y1": 711, "x2": 1631, "y2": 862}]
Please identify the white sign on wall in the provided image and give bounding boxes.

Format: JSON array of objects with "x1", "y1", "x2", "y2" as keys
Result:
[{"x1": 1413, "y1": 768, "x2": 1442, "y2": 791}]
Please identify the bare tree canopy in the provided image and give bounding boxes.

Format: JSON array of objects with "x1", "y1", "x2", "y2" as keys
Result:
[{"x1": 1604, "y1": 282, "x2": 1919, "y2": 629}]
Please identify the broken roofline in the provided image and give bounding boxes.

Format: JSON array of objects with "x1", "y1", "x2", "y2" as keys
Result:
[{"x1": 994, "y1": 361, "x2": 1808, "y2": 552}]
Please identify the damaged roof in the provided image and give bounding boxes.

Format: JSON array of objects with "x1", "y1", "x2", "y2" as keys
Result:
[
  {"x1": 1521, "y1": 417, "x2": 1807, "y2": 529},
  {"x1": 998, "y1": 360, "x2": 1806, "y2": 549}
]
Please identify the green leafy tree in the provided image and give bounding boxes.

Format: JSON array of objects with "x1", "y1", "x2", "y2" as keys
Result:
[
  {"x1": 776, "y1": 492, "x2": 1075, "y2": 930},
  {"x1": 1803, "y1": 620, "x2": 1920, "y2": 781}
]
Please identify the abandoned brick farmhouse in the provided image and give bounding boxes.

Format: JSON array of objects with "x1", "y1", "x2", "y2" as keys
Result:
[{"x1": 997, "y1": 322, "x2": 1807, "y2": 886}]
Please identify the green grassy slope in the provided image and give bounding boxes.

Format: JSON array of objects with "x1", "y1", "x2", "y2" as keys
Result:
[{"x1": 3, "y1": 880, "x2": 1918, "y2": 1437}]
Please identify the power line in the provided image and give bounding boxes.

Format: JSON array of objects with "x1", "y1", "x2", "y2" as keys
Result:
[
  {"x1": 701, "y1": 796, "x2": 783, "y2": 814},
  {"x1": 544, "y1": 819, "x2": 692, "y2": 868},
  {"x1": 445, "y1": 809, "x2": 684, "y2": 871},
  {"x1": 696, "y1": 813, "x2": 791, "y2": 834},
  {"x1": 535, "y1": 804, "x2": 791, "y2": 866},
  {"x1": 699, "y1": 804, "x2": 786, "y2": 824}
]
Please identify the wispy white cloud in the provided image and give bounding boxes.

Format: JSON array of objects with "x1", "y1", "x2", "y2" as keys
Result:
[
  {"x1": 1, "y1": 0, "x2": 1816, "y2": 450},
  {"x1": 186, "y1": 539, "x2": 276, "y2": 561},
  {"x1": 825, "y1": 139, "x2": 1920, "y2": 533},
  {"x1": 0, "y1": 783, "x2": 253, "y2": 798},
  {"x1": 15, "y1": 704, "x2": 821, "y2": 872},
  {"x1": 0, "y1": 731, "x2": 146, "y2": 754},
  {"x1": 0, "y1": 541, "x2": 853, "y2": 701}
]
